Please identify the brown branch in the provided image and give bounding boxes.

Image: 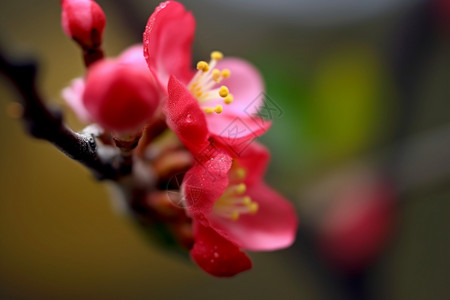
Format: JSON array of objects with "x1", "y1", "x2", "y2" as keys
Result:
[{"x1": 0, "y1": 51, "x2": 118, "y2": 180}]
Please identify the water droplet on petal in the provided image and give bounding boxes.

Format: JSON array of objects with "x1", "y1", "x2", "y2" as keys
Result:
[
  {"x1": 186, "y1": 114, "x2": 192, "y2": 123},
  {"x1": 213, "y1": 252, "x2": 219, "y2": 258}
]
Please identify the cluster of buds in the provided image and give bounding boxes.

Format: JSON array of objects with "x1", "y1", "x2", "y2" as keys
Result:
[{"x1": 60, "y1": 0, "x2": 298, "y2": 277}]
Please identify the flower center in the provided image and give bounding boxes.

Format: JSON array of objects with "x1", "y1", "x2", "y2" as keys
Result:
[
  {"x1": 212, "y1": 166, "x2": 258, "y2": 221},
  {"x1": 187, "y1": 51, "x2": 234, "y2": 115}
]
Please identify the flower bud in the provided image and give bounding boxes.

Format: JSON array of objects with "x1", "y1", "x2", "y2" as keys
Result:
[
  {"x1": 82, "y1": 59, "x2": 161, "y2": 132},
  {"x1": 61, "y1": 0, "x2": 106, "y2": 49}
]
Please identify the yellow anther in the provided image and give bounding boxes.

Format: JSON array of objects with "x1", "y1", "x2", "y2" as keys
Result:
[
  {"x1": 249, "y1": 202, "x2": 259, "y2": 214},
  {"x1": 196, "y1": 92, "x2": 203, "y2": 97},
  {"x1": 224, "y1": 94, "x2": 234, "y2": 104},
  {"x1": 221, "y1": 69, "x2": 231, "y2": 78},
  {"x1": 195, "y1": 86, "x2": 202, "y2": 91},
  {"x1": 214, "y1": 105, "x2": 223, "y2": 114},
  {"x1": 231, "y1": 211, "x2": 240, "y2": 221},
  {"x1": 211, "y1": 51, "x2": 223, "y2": 61},
  {"x1": 236, "y1": 168, "x2": 246, "y2": 179},
  {"x1": 243, "y1": 196, "x2": 252, "y2": 205},
  {"x1": 203, "y1": 107, "x2": 214, "y2": 114},
  {"x1": 212, "y1": 69, "x2": 221, "y2": 82},
  {"x1": 235, "y1": 183, "x2": 246, "y2": 195},
  {"x1": 219, "y1": 86, "x2": 229, "y2": 98},
  {"x1": 196, "y1": 61, "x2": 209, "y2": 72}
]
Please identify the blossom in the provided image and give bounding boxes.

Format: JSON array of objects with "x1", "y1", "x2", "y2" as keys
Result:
[
  {"x1": 61, "y1": 0, "x2": 106, "y2": 49},
  {"x1": 183, "y1": 138, "x2": 298, "y2": 277},
  {"x1": 142, "y1": 1, "x2": 298, "y2": 276},
  {"x1": 62, "y1": 45, "x2": 162, "y2": 132},
  {"x1": 165, "y1": 77, "x2": 298, "y2": 276},
  {"x1": 143, "y1": 1, "x2": 270, "y2": 143}
]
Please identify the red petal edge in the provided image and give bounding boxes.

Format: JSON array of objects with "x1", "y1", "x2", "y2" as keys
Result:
[
  {"x1": 166, "y1": 75, "x2": 209, "y2": 153},
  {"x1": 182, "y1": 147, "x2": 232, "y2": 216},
  {"x1": 190, "y1": 221, "x2": 252, "y2": 277},
  {"x1": 143, "y1": 1, "x2": 195, "y2": 87}
]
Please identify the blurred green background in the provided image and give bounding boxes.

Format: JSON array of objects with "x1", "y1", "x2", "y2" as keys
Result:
[{"x1": 0, "y1": 0, "x2": 449, "y2": 299}]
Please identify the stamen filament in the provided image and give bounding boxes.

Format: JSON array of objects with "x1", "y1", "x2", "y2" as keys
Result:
[{"x1": 188, "y1": 51, "x2": 233, "y2": 114}]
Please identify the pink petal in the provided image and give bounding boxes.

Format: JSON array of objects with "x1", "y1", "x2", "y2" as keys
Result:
[
  {"x1": 238, "y1": 142, "x2": 270, "y2": 186},
  {"x1": 119, "y1": 44, "x2": 166, "y2": 94},
  {"x1": 209, "y1": 115, "x2": 271, "y2": 155},
  {"x1": 182, "y1": 147, "x2": 232, "y2": 216},
  {"x1": 83, "y1": 59, "x2": 161, "y2": 132},
  {"x1": 215, "y1": 57, "x2": 265, "y2": 116},
  {"x1": 143, "y1": 1, "x2": 195, "y2": 87},
  {"x1": 166, "y1": 76, "x2": 209, "y2": 153},
  {"x1": 118, "y1": 44, "x2": 147, "y2": 68},
  {"x1": 210, "y1": 182, "x2": 298, "y2": 251},
  {"x1": 190, "y1": 221, "x2": 252, "y2": 277},
  {"x1": 61, "y1": 78, "x2": 91, "y2": 123}
]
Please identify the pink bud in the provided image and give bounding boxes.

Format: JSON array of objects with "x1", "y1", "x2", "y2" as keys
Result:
[
  {"x1": 61, "y1": 0, "x2": 106, "y2": 49},
  {"x1": 82, "y1": 59, "x2": 161, "y2": 132}
]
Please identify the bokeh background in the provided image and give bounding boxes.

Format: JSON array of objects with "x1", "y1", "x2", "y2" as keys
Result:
[{"x1": 1, "y1": 0, "x2": 449, "y2": 299}]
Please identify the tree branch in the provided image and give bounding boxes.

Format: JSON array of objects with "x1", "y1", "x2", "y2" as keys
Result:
[{"x1": 0, "y1": 51, "x2": 118, "y2": 180}]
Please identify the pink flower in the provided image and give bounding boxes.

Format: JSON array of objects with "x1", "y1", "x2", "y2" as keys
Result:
[
  {"x1": 143, "y1": 1, "x2": 269, "y2": 140},
  {"x1": 182, "y1": 139, "x2": 298, "y2": 277},
  {"x1": 142, "y1": 1, "x2": 298, "y2": 276},
  {"x1": 62, "y1": 45, "x2": 162, "y2": 132},
  {"x1": 61, "y1": 0, "x2": 106, "y2": 49},
  {"x1": 165, "y1": 77, "x2": 298, "y2": 277}
]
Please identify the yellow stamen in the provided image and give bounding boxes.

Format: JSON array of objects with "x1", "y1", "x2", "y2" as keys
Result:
[
  {"x1": 249, "y1": 202, "x2": 259, "y2": 214},
  {"x1": 221, "y1": 69, "x2": 231, "y2": 78},
  {"x1": 212, "y1": 69, "x2": 221, "y2": 82},
  {"x1": 224, "y1": 94, "x2": 234, "y2": 104},
  {"x1": 214, "y1": 105, "x2": 223, "y2": 114},
  {"x1": 196, "y1": 61, "x2": 209, "y2": 72},
  {"x1": 211, "y1": 51, "x2": 223, "y2": 61},
  {"x1": 219, "y1": 86, "x2": 229, "y2": 98},
  {"x1": 236, "y1": 168, "x2": 246, "y2": 179},
  {"x1": 231, "y1": 211, "x2": 239, "y2": 221},
  {"x1": 203, "y1": 107, "x2": 214, "y2": 114},
  {"x1": 243, "y1": 196, "x2": 252, "y2": 205},
  {"x1": 188, "y1": 52, "x2": 234, "y2": 116},
  {"x1": 235, "y1": 183, "x2": 246, "y2": 195}
]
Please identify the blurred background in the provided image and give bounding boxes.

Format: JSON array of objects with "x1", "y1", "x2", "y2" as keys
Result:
[{"x1": 0, "y1": 0, "x2": 449, "y2": 299}]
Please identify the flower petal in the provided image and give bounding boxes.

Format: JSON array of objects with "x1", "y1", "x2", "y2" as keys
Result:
[
  {"x1": 209, "y1": 115, "x2": 271, "y2": 155},
  {"x1": 61, "y1": 78, "x2": 91, "y2": 123},
  {"x1": 83, "y1": 59, "x2": 161, "y2": 132},
  {"x1": 143, "y1": 1, "x2": 195, "y2": 87},
  {"x1": 190, "y1": 221, "x2": 252, "y2": 277},
  {"x1": 119, "y1": 44, "x2": 167, "y2": 96},
  {"x1": 216, "y1": 57, "x2": 265, "y2": 116},
  {"x1": 118, "y1": 44, "x2": 147, "y2": 69},
  {"x1": 238, "y1": 142, "x2": 270, "y2": 186},
  {"x1": 210, "y1": 182, "x2": 298, "y2": 251},
  {"x1": 166, "y1": 75, "x2": 210, "y2": 153},
  {"x1": 183, "y1": 147, "x2": 232, "y2": 216}
]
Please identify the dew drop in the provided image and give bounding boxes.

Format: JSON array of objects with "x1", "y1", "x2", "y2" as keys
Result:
[
  {"x1": 186, "y1": 114, "x2": 192, "y2": 123},
  {"x1": 213, "y1": 252, "x2": 219, "y2": 258}
]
